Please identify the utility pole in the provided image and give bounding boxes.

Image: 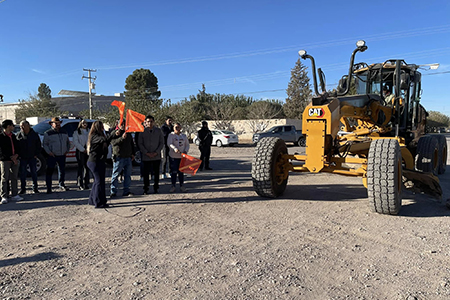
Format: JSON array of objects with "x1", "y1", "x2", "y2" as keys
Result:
[{"x1": 82, "y1": 69, "x2": 97, "y2": 119}]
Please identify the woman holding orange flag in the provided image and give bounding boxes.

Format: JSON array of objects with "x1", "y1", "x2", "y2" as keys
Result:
[{"x1": 167, "y1": 123, "x2": 190, "y2": 193}]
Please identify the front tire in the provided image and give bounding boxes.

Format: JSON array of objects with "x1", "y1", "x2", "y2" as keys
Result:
[
  {"x1": 367, "y1": 139, "x2": 402, "y2": 215},
  {"x1": 216, "y1": 140, "x2": 223, "y2": 147},
  {"x1": 252, "y1": 137, "x2": 289, "y2": 198}
]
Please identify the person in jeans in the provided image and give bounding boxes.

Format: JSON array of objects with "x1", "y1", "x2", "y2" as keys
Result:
[
  {"x1": 0, "y1": 120, "x2": 23, "y2": 204},
  {"x1": 73, "y1": 120, "x2": 90, "y2": 190},
  {"x1": 87, "y1": 121, "x2": 110, "y2": 208},
  {"x1": 109, "y1": 121, "x2": 135, "y2": 197},
  {"x1": 160, "y1": 116, "x2": 173, "y2": 178},
  {"x1": 43, "y1": 117, "x2": 71, "y2": 194},
  {"x1": 138, "y1": 115, "x2": 164, "y2": 194},
  {"x1": 16, "y1": 120, "x2": 41, "y2": 194},
  {"x1": 167, "y1": 123, "x2": 190, "y2": 193}
]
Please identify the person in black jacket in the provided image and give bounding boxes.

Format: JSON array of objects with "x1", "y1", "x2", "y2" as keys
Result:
[
  {"x1": 160, "y1": 116, "x2": 173, "y2": 178},
  {"x1": 197, "y1": 121, "x2": 213, "y2": 170},
  {"x1": 0, "y1": 120, "x2": 22, "y2": 204},
  {"x1": 16, "y1": 120, "x2": 42, "y2": 194},
  {"x1": 86, "y1": 121, "x2": 110, "y2": 208},
  {"x1": 109, "y1": 121, "x2": 135, "y2": 197}
]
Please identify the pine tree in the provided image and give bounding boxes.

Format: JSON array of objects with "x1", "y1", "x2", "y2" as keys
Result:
[
  {"x1": 283, "y1": 59, "x2": 312, "y2": 119},
  {"x1": 37, "y1": 83, "x2": 52, "y2": 100},
  {"x1": 124, "y1": 68, "x2": 162, "y2": 116}
]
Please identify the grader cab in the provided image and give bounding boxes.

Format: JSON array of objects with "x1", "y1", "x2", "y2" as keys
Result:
[{"x1": 251, "y1": 40, "x2": 447, "y2": 215}]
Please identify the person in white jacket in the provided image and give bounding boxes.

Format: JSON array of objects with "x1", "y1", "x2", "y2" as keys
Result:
[
  {"x1": 167, "y1": 123, "x2": 190, "y2": 192},
  {"x1": 73, "y1": 120, "x2": 90, "y2": 190}
]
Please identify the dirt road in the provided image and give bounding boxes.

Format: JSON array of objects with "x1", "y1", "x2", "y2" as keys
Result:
[{"x1": 1, "y1": 138, "x2": 449, "y2": 299}]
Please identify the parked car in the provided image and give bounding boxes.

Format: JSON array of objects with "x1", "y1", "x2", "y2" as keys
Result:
[
  {"x1": 31, "y1": 117, "x2": 112, "y2": 175},
  {"x1": 193, "y1": 130, "x2": 239, "y2": 147},
  {"x1": 252, "y1": 125, "x2": 305, "y2": 146}
]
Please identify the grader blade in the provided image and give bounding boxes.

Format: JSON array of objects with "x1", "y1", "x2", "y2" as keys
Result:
[{"x1": 402, "y1": 169, "x2": 442, "y2": 199}]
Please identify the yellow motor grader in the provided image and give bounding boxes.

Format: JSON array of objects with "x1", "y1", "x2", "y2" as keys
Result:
[{"x1": 251, "y1": 40, "x2": 447, "y2": 215}]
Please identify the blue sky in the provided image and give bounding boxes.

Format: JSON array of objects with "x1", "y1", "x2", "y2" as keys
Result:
[{"x1": 1, "y1": 0, "x2": 450, "y2": 115}]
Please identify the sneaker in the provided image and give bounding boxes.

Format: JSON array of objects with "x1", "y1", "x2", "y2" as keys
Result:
[
  {"x1": 143, "y1": 190, "x2": 150, "y2": 195},
  {"x1": 123, "y1": 192, "x2": 134, "y2": 197},
  {"x1": 19, "y1": 189, "x2": 26, "y2": 195},
  {"x1": 153, "y1": 188, "x2": 159, "y2": 194},
  {"x1": 169, "y1": 186, "x2": 176, "y2": 193},
  {"x1": 32, "y1": 189, "x2": 40, "y2": 194},
  {"x1": 78, "y1": 186, "x2": 85, "y2": 191},
  {"x1": 46, "y1": 189, "x2": 52, "y2": 194},
  {"x1": 205, "y1": 167, "x2": 213, "y2": 170},
  {"x1": 1, "y1": 198, "x2": 8, "y2": 204},
  {"x1": 110, "y1": 193, "x2": 117, "y2": 199},
  {"x1": 11, "y1": 195, "x2": 23, "y2": 201},
  {"x1": 84, "y1": 185, "x2": 90, "y2": 190},
  {"x1": 59, "y1": 185, "x2": 70, "y2": 191},
  {"x1": 166, "y1": 173, "x2": 171, "y2": 178},
  {"x1": 180, "y1": 186, "x2": 187, "y2": 192}
]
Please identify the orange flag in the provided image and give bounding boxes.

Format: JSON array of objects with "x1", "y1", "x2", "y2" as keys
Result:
[
  {"x1": 125, "y1": 109, "x2": 146, "y2": 132},
  {"x1": 111, "y1": 100, "x2": 126, "y2": 125},
  {"x1": 179, "y1": 153, "x2": 202, "y2": 175}
]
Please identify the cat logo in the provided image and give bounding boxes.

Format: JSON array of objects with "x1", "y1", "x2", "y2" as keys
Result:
[{"x1": 308, "y1": 108, "x2": 325, "y2": 118}]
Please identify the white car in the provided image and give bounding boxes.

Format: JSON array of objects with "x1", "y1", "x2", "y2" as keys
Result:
[{"x1": 194, "y1": 130, "x2": 239, "y2": 147}]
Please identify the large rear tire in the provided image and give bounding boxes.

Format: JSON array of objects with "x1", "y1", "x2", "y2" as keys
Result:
[
  {"x1": 416, "y1": 135, "x2": 439, "y2": 175},
  {"x1": 367, "y1": 139, "x2": 402, "y2": 215},
  {"x1": 252, "y1": 137, "x2": 288, "y2": 198},
  {"x1": 433, "y1": 134, "x2": 447, "y2": 174}
]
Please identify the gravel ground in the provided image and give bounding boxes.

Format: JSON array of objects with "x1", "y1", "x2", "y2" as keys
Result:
[{"x1": 1, "y1": 139, "x2": 450, "y2": 300}]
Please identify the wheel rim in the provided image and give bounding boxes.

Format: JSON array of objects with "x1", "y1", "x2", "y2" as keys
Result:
[{"x1": 29, "y1": 159, "x2": 42, "y2": 173}]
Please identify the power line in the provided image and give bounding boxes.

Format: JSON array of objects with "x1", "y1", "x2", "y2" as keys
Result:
[
  {"x1": 423, "y1": 70, "x2": 450, "y2": 76},
  {"x1": 95, "y1": 25, "x2": 450, "y2": 71}
]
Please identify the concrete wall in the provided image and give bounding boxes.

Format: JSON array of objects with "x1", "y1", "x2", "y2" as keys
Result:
[{"x1": 0, "y1": 103, "x2": 20, "y2": 122}]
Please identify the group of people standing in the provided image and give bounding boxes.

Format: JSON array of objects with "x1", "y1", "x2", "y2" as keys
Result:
[
  {"x1": 0, "y1": 115, "x2": 214, "y2": 209},
  {"x1": 0, "y1": 117, "x2": 77, "y2": 204},
  {"x1": 87, "y1": 115, "x2": 198, "y2": 208}
]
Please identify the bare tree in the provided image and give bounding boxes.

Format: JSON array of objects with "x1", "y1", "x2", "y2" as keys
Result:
[{"x1": 246, "y1": 100, "x2": 284, "y2": 133}]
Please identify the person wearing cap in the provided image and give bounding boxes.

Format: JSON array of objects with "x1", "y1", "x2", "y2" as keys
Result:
[
  {"x1": 43, "y1": 117, "x2": 71, "y2": 194},
  {"x1": 0, "y1": 119, "x2": 23, "y2": 204},
  {"x1": 197, "y1": 121, "x2": 213, "y2": 171}
]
